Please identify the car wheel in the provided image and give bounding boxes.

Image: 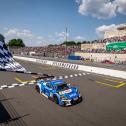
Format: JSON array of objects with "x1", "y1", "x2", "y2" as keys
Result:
[
  {"x1": 35, "y1": 85, "x2": 40, "y2": 93},
  {"x1": 80, "y1": 96, "x2": 83, "y2": 102},
  {"x1": 53, "y1": 96, "x2": 59, "y2": 104}
]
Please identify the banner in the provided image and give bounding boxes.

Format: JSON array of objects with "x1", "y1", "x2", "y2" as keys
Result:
[{"x1": 106, "y1": 41, "x2": 126, "y2": 51}]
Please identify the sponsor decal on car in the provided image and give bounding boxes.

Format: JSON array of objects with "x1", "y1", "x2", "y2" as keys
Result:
[
  {"x1": 59, "y1": 89, "x2": 72, "y2": 95},
  {"x1": 69, "y1": 93, "x2": 77, "y2": 98},
  {"x1": 74, "y1": 97, "x2": 78, "y2": 101}
]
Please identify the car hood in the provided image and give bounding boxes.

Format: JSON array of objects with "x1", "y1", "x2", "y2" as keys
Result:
[{"x1": 58, "y1": 87, "x2": 79, "y2": 99}]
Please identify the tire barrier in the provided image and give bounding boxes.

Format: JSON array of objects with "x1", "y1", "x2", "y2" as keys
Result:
[
  {"x1": 36, "y1": 59, "x2": 48, "y2": 64},
  {"x1": 14, "y1": 56, "x2": 79, "y2": 71},
  {"x1": 52, "y1": 61, "x2": 79, "y2": 70}
]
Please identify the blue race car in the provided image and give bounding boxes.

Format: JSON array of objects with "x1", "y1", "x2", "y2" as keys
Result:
[{"x1": 35, "y1": 78, "x2": 82, "y2": 106}]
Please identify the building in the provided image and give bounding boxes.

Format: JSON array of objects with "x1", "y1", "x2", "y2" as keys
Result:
[
  {"x1": 104, "y1": 23, "x2": 126, "y2": 39},
  {"x1": 81, "y1": 43, "x2": 105, "y2": 51}
]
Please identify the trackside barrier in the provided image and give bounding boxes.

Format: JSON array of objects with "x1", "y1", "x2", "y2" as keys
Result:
[
  {"x1": 14, "y1": 56, "x2": 126, "y2": 79},
  {"x1": 52, "y1": 61, "x2": 79, "y2": 70}
]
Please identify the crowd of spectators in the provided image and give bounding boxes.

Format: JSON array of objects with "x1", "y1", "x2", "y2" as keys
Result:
[
  {"x1": 9, "y1": 35, "x2": 126, "y2": 57},
  {"x1": 80, "y1": 49, "x2": 126, "y2": 54},
  {"x1": 10, "y1": 45, "x2": 81, "y2": 58},
  {"x1": 81, "y1": 35, "x2": 126, "y2": 54},
  {"x1": 91, "y1": 35, "x2": 126, "y2": 43}
]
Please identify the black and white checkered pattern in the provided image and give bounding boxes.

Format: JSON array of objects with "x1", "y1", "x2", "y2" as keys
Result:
[
  {"x1": 0, "y1": 72, "x2": 89, "y2": 90},
  {"x1": 0, "y1": 41, "x2": 51, "y2": 75},
  {"x1": 0, "y1": 41, "x2": 26, "y2": 72},
  {"x1": 0, "y1": 81, "x2": 36, "y2": 90}
]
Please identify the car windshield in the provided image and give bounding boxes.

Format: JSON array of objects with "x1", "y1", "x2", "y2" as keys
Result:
[{"x1": 56, "y1": 83, "x2": 69, "y2": 91}]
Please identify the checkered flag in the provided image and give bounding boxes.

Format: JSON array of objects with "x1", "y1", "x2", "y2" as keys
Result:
[{"x1": 0, "y1": 40, "x2": 26, "y2": 72}]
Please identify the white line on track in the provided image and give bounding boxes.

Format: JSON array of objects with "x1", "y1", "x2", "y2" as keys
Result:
[
  {"x1": 8, "y1": 85, "x2": 15, "y2": 88},
  {"x1": 82, "y1": 73, "x2": 86, "y2": 75},
  {"x1": 64, "y1": 76, "x2": 68, "y2": 78},
  {"x1": 79, "y1": 73, "x2": 82, "y2": 76},
  {"x1": 59, "y1": 76, "x2": 63, "y2": 79},
  {"x1": 19, "y1": 84, "x2": 25, "y2": 86},
  {"x1": 70, "y1": 75, "x2": 73, "y2": 77},
  {"x1": 53, "y1": 77, "x2": 57, "y2": 80},
  {"x1": 0, "y1": 72, "x2": 89, "y2": 90},
  {"x1": 28, "y1": 83, "x2": 34, "y2": 85},
  {"x1": 12, "y1": 83, "x2": 19, "y2": 86},
  {"x1": 1, "y1": 85, "x2": 7, "y2": 88},
  {"x1": 74, "y1": 74, "x2": 78, "y2": 77}
]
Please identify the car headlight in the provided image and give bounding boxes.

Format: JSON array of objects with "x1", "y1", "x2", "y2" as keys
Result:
[
  {"x1": 77, "y1": 90, "x2": 81, "y2": 97},
  {"x1": 78, "y1": 93, "x2": 81, "y2": 97},
  {"x1": 60, "y1": 95, "x2": 68, "y2": 100}
]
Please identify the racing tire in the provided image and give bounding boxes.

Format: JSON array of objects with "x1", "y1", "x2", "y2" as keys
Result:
[
  {"x1": 35, "y1": 85, "x2": 40, "y2": 93},
  {"x1": 53, "y1": 96, "x2": 59, "y2": 104},
  {"x1": 79, "y1": 96, "x2": 83, "y2": 102}
]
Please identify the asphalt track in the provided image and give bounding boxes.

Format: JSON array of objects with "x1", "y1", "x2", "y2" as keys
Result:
[
  {"x1": 19, "y1": 55, "x2": 126, "y2": 71},
  {"x1": 0, "y1": 60, "x2": 126, "y2": 126}
]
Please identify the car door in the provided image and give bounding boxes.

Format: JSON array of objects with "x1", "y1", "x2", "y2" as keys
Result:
[{"x1": 45, "y1": 83, "x2": 53, "y2": 97}]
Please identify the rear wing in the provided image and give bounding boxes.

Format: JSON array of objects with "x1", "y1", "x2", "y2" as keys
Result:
[{"x1": 35, "y1": 75, "x2": 54, "y2": 81}]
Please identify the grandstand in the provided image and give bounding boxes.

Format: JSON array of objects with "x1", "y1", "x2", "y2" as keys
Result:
[
  {"x1": 117, "y1": 24, "x2": 126, "y2": 30},
  {"x1": 104, "y1": 23, "x2": 126, "y2": 39},
  {"x1": 5, "y1": 23, "x2": 126, "y2": 64},
  {"x1": 77, "y1": 23, "x2": 126, "y2": 63},
  {"x1": 104, "y1": 24, "x2": 126, "y2": 52},
  {"x1": 81, "y1": 23, "x2": 126, "y2": 52}
]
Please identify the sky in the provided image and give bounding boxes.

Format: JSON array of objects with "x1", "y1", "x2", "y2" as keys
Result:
[{"x1": 0, "y1": 0, "x2": 126, "y2": 46}]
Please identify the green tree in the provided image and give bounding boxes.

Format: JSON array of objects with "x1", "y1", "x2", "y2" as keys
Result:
[
  {"x1": 61, "y1": 41, "x2": 77, "y2": 46},
  {"x1": 82, "y1": 41, "x2": 87, "y2": 44},
  {"x1": 76, "y1": 41, "x2": 81, "y2": 45},
  {"x1": 8, "y1": 39, "x2": 25, "y2": 47}
]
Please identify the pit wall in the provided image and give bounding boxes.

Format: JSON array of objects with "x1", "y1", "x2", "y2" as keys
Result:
[
  {"x1": 14, "y1": 56, "x2": 126, "y2": 79},
  {"x1": 75, "y1": 52, "x2": 126, "y2": 62}
]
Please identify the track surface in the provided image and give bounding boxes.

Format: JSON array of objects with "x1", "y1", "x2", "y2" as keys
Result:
[
  {"x1": 20, "y1": 55, "x2": 126, "y2": 71},
  {"x1": 0, "y1": 60, "x2": 126, "y2": 126}
]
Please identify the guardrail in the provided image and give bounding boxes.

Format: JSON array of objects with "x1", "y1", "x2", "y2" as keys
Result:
[{"x1": 14, "y1": 56, "x2": 126, "y2": 79}]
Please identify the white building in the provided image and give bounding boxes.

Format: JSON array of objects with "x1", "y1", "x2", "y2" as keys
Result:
[{"x1": 104, "y1": 23, "x2": 126, "y2": 39}]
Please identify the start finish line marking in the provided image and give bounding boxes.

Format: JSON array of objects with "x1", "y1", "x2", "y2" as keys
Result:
[{"x1": 0, "y1": 72, "x2": 88, "y2": 90}]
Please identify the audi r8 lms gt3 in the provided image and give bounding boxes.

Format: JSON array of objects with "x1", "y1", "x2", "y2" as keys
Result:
[{"x1": 35, "y1": 79, "x2": 82, "y2": 106}]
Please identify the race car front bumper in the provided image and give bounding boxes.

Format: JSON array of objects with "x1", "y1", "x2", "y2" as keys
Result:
[
  {"x1": 61, "y1": 96, "x2": 82, "y2": 106},
  {"x1": 71, "y1": 96, "x2": 82, "y2": 105},
  {"x1": 62, "y1": 99, "x2": 71, "y2": 106}
]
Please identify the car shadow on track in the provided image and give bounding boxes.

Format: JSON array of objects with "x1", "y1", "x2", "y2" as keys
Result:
[
  {"x1": 0, "y1": 98, "x2": 30, "y2": 125},
  {"x1": 0, "y1": 101, "x2": 11, "y2": 124},
  {"x1": 0, "y1": 102, "x2": 30, "y2": 124}
]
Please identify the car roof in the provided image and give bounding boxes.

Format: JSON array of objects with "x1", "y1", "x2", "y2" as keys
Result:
[{"x1": 48, "y1": 79, "x2": 64, "y2": 86}]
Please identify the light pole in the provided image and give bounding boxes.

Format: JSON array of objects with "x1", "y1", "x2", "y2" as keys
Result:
[
  {"x1": 65, "y1": 27, "x2": 68, "y2": 43},
  {"x1": 65, "y1": 27, "x2": 68, "y2": 57}
]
